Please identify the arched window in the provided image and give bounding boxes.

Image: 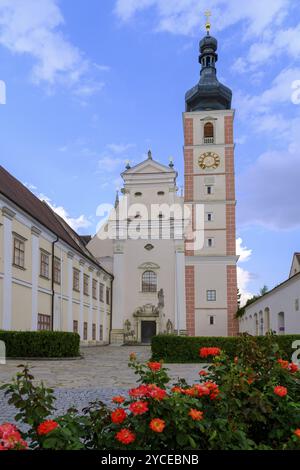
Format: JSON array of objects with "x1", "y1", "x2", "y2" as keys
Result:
[
  {"x1": 204, "y1": 122, "x2": 214, "y2": 143},
  {"x1": 142, "y1": 271, "x2": 157, "y2": 293}
]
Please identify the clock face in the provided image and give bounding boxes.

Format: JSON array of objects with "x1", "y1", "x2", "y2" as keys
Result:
[{"x1": 198, "y1": 152, "x2": 220, "y2": 170}]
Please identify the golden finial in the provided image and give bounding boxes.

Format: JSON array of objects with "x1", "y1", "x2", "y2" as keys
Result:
[{"x1": 205, "y1": 10, "x2": 211, "y2": 35}]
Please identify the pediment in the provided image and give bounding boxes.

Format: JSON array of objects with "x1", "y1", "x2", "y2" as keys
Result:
[{"x1": 122, "y1": 159, "x2": 175, "y2": 177}]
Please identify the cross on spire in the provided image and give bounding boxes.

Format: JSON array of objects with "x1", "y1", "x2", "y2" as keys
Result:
[{"x1": 205, "y1": 10, "x2": 211, "y2": 35}]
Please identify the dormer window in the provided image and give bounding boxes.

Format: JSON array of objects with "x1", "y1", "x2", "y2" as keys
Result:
[{"x1": 204, "y1": 122, "x2": 214, "y2": 144}]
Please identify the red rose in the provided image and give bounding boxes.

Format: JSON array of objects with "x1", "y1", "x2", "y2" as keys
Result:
[
  {"x1": 294, "y1": 429, "x2": 300, "y2": 439},
  {"x1": 289, "y1": 362, "x2": 299, "y2": 373},
  {"x1": 199, "y1": 347, "x2": 221, "y2": 358},
  {"x1": 147, "y1": 384, "x2": 167, "y2": 400},
  {"x1": 150, "y1": 418, "x2": 166, "y2": 433},
  {"x1": 129, "y1": 401, "x2": 149, "y2": 415},
  {"x1": 194, "y1": 384, "x2": 210, "y2": 397},
  {"x1": 274, "y1": 385, "x2": 288, "y2": 397},
  {"x1": 111, "y1": 408, "x2": 127, "y2": 424},
  {"x1": 199, "y1": 370, "x2": 208, "y2": 376},
  {"x1": 129, "y1": 385, "x2": 149, "y2": 398},
  {"x1": 147, "y1": 362, "x2": 162, "y2": 372},
  {"x1": 37, "y1": 420, "x2": 59, "y2": 436},
  {"x1": 115, "y1": 428, "x2": 136, "y2": 445},
  {"x1": 189, "y1": 409, "x2": 204, "y2": 421},
  {"x1": 112, "y1": 396, "x2": 126, "y2": 404}
]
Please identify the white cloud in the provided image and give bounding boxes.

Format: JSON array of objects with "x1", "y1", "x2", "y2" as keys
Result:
[
  {"x1": 237, "y1": 266, "x2": 253, "y2": 306},
  {"x1": 40, "y1": 194, "x2": 92, "y2": 231},
  {"x1": 235, "y1": 67, "x2": 300, "y2": 137},
  {"x1": 24, "y1": 183, "x2": 91, "y2": 232},
  {"x1": 115, "y1": 0, "x2": 289, "y2": 38},
  {"x1": 98, "y1": 156, "x2": 125, "y2": 173},
  {"x1": 236, "y1": 238, "x2": 253, "y2": 305},
  {"x1": 106, "y1": 143, "x2": 136, "y2": 154},
  {"x1": 0, "y1": 0, "x2": 107, "y2": 94},
  {"x1": 234, "y1": 22, "x2": 300, "y2": 73},
  {"x1": 236, "y1": 237, "x2": 252, "y2": 262},
  {"x1": 238, "y1": 142, "x2": 300, "y2": 230}
]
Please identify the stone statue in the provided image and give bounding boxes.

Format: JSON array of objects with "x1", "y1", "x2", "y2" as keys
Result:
[{"x1": 158, "y1": 289, "x2": 164, "y2": 309}]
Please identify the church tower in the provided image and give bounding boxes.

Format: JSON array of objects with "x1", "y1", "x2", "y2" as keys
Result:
[{"x1": 184, "y1": 15, "x2": 238, "y2": 337}]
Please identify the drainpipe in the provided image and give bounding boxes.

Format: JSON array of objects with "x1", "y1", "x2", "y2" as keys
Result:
[
  {"x1": 51, "y1": 236, "x2": 59, "y2": 331},
  {"x1": 109, "y1": 276, "x2": 113, "y2": 344}
]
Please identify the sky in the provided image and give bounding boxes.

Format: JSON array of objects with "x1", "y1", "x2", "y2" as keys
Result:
[{"x1": 0, "y1": 0, "x2": 300, "y2": 304}]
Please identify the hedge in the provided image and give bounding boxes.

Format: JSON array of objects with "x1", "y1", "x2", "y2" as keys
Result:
[
  {"x1": 0, "y1": 331, "x2": 80, "y2": 358},
  {"x1": 151, "y1": 334, "x2": 300, "y2": 363}
]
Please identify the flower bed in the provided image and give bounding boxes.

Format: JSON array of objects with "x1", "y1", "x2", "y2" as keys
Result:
[{"x1": 1, "y1": 335, "x2": 300, "y2": 450}]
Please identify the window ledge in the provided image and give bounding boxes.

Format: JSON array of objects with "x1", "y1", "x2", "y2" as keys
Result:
[{"x1": 12, "y1": 264, "x2": 26, "y2": 271}]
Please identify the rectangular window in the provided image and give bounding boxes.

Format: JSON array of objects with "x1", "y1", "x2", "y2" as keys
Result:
[
  {"x1": 100, "y1": 283, "x2": 104, "y2": 302},
  {"x1": 106, "y1": 287, "x2": 110, "y2": 305},
  {"x1": 54, "y1": 257, "x2": 61, "y2": 284},
  {"x1": 83, "y1": 322, "x2": 88, "y2": 340},
  {"x1": 209, "y1": 315, "x2": 215, "y2": 325},
  {"x1": 73, "y1": 268, "x2": 80, "y2": 292},
  {"x1": 206, "y1": 185, "x2": 214, "y2": 195},
  {"x1": 207, "y1": 238, "x2": 214, "y2": 248},
  {"x1": 13, "y1": 237, "x2": 25, "y2": 268},
  {"x1": 100, "y1": 325, "x2": 103, "y2": 341},
  {"x1": 40, "y1": 251, "x2": 50, "y2": 279},
  {"x1": 92, "y1": 323, "x2": 96, "y2": 341},
  {"x1": 207, "y1": 212, "x2": 213, "y2": 222},
  {"x1": 84, "y1": 274, "x2": 89, "y2": 296},
  {"x1": 92, "y1": 279, "x2": 97, "y2": 299},
  {"x1": 73, "y1": 320, "x2": 78, "y2": 334},
  {"x1": 296, "y1": 299, "x2": 299, "y2": 311},
  {"x1": 207, "y1": 290, "x2": 216, "y2": 302},
  {"x1": 37, "y1": 314, "x2": 51, "y2": 331}
]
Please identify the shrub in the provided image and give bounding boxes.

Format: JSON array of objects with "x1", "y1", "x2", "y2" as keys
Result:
[
  {"x1": 1, "y1": 334, "x2": 300, "y2": 450},
  {"x1": 151, "y1": 334, "x2": 300, "y2": 363},
  {"x1": 0, "y1": 331, "x2": 80, "y2": 358}
]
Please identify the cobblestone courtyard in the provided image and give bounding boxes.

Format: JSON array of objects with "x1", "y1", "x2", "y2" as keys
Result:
[{"x1": 0, "y1": 346, "x2": 201, "y2": 423}]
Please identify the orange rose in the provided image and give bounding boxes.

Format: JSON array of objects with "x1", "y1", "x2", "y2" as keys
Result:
[
  {"x1": 294, "y1": 429, "x2": 300, "y2": 439},
  {"x1": 189, "y1": 409, "x2": 204, "y2": 421},
  {"x1": 149, "y1": 418, "x2": 166, "y2": 433},
  {"x1": 115, "y1": 428, "x2": 135, "y2": 445},
  {"x1": 37, "y1": 420, "x2": 59, "y2": 436},
  {"x1": 111, "y1": 408, "x2": 127, "y2": 424},
  {"x1": 112, "y1": 396, "x2": 125, "y2": 404}
]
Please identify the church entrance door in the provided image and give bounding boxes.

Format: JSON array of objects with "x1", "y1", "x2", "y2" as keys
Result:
[{"x1": 141, "y1": 321, "x2": 156, "y2": 343}]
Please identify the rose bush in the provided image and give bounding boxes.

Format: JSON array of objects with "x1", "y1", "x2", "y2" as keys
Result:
[{"x1": 1, "y1": 334, "x2": 300, "y2": 450}]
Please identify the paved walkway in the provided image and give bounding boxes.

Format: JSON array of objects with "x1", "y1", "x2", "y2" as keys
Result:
[{"x1": 0, "y1": 346, "x2": 202, "y2": 423}]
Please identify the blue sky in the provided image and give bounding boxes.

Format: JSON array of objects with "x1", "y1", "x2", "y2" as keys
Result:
[{"x1": 0, "y1": 0, "x2": 300, "y2": 303}]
